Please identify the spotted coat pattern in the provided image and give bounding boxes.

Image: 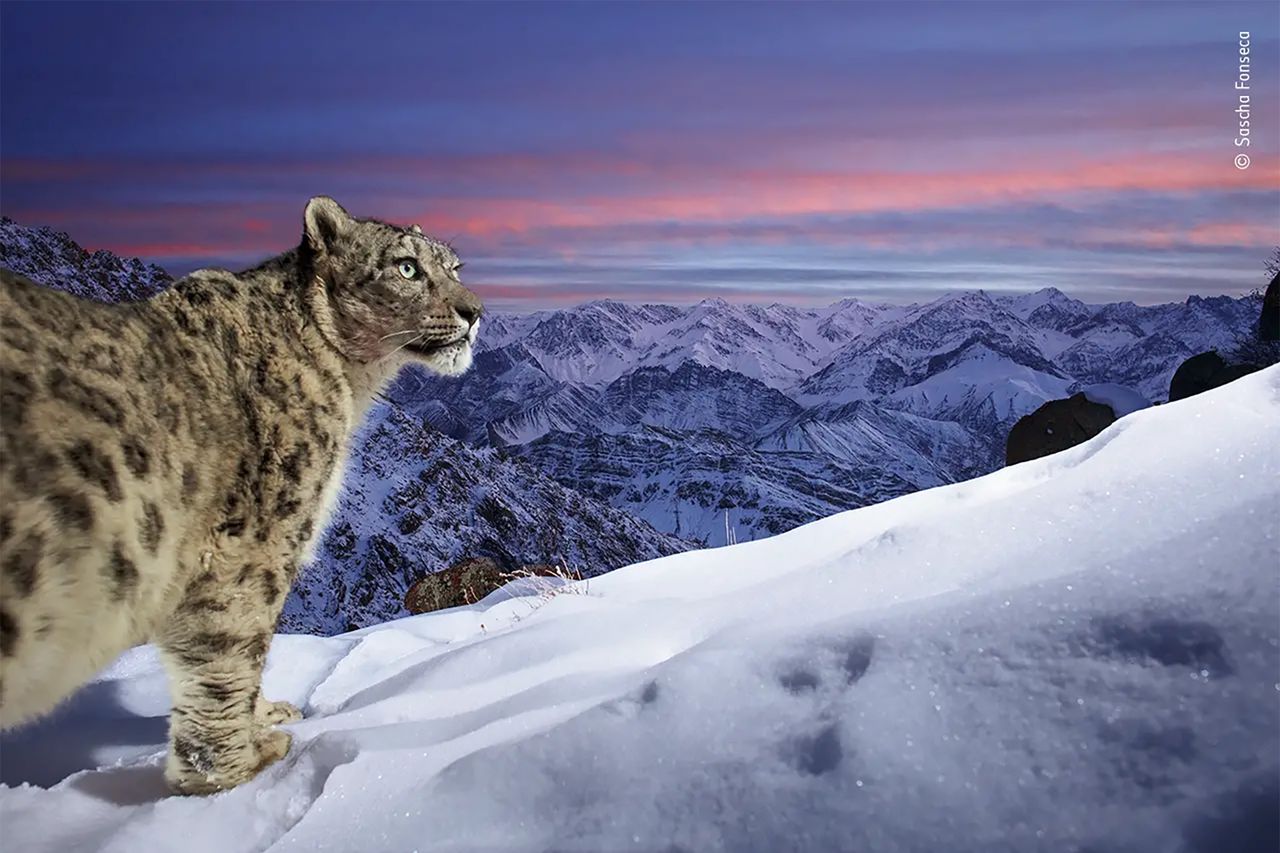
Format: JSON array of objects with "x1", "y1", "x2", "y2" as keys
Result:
[{"x1": 0, "y1": 197, "x2": 482, "y2": 794}]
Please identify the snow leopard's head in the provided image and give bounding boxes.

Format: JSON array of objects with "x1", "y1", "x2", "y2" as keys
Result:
[{"x1": 302, "y1": 196, "x2": 482, "y2": 376}]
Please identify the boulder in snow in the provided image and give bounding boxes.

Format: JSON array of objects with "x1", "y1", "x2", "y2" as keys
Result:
[
  {"x1": 1168, "y1": 351, "x2": 1262, "y2": 402},
  {"x1": 1005, "y1": 392, "x2": 1116, "y2": 465}
]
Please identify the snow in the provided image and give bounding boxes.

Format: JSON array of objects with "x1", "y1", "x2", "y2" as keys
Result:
[
  {"x1": 1081, "y1": 383, "x2": 1152, "y2": 418},
  {"x1": 887, "y1": 343, "x2": 1075, "y2": 424},
  {"x1": 2, "y1": 367, "x2": 1278, "y2": 852},
  {"x1": 998, "y1": 286, "x2": 1092, "y2": 321}
]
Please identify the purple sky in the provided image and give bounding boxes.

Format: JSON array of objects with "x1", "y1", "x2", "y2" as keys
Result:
[{"x1": 1, "y1": 1, "x2": 1277, "y2": 309}]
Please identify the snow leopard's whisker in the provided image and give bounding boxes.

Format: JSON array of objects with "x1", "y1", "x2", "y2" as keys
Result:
[
  {"x1": 383, "y1": 332, "x2": 428, "y2": 360},
  {"x1": 379, "y1": 328, "x2": 422, "y2": 342}
]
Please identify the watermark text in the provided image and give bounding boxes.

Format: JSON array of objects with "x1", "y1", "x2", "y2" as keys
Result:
[{"x1": 1234, "y1": 31, "x2": 1252, "y2": 169}]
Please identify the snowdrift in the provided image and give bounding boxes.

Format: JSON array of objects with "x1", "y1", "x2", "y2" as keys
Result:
[{"x1": 2, "y1": 367, "x2": 1278, "y2": 853}]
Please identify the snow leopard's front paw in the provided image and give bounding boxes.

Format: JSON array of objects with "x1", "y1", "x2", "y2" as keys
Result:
[
  {"x1": 165, "y1": 727, "x2": 293, "y2": 795},
  {"x1": 255, "y1": 696, "x2": 303, "y2": 725},
  {"x1": 252, "y1": 727, "x2": 293, "y2": 769}
]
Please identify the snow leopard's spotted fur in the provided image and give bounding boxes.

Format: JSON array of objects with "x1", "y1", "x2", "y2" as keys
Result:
[{"x1": 0, "y1": 197, "x2": 482, "y2": 794}]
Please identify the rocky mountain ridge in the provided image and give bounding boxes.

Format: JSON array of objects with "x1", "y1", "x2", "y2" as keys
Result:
[{"x1": 0, "y1": 217, "x2": 171, "y2": 302}]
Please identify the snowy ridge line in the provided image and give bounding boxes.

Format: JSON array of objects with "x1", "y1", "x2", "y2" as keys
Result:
[
  {"x1": 476, "y1": 288, "x2": 1258, "y2": 401},
  {"x1": 2, "y1": 367, "x2": 1277, "y2": 852}
]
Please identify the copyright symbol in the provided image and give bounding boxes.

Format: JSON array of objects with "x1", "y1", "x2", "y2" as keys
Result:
[{"x1": 1235, "y1": 153, "x2": 1250, "y2": 170}]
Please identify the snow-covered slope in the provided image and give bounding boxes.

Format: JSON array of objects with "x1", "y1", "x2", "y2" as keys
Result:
[
  {"x1": 756, "y1": 398, "x2": 993, "y2": 485},
  {"x1": 398, "y1": 355, "x2": 803, "y2": 447},
  {"x1": 1081, "y1": 382, "x2": 1151, "y2": 417},
  {"x1": 799, "y1": 290, "x2": 1065, "y2": 406},
  {"x1": 3, "y1": 368, "x2": 1277, "y2": 852},
  {"x1": 0, "y1": 217, "x2": 171, "y2": 302}
]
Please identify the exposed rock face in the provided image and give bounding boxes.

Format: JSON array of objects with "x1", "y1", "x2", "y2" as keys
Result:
[
  {"x1": 404, "y1": 557, "x2": 566, "y2": 614},
  {"x1": 1261, "y1": 273, "x2": 1279, "y2": 342},
  {"x1": 280, "y1": 407, "x2": 690, "y2": 634},
  {"x1": 0, "y1": 217, "x2": 171, "y2": 302},
  {"x1": 1005, "y1": 393, "x2": 1116, "y2": 466},
  {"x1": 1168, "y1": 351, "x2": 1262, "y2": 402}
]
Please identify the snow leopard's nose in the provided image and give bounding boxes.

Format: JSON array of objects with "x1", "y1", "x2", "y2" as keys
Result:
[{"x1": 454, "y1": 289, "x2": 483, "y2": 328}]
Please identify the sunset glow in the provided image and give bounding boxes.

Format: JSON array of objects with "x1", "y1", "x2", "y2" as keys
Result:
[{"x1": 2, "y1": 1, "x2": 1276, "y2": 308}]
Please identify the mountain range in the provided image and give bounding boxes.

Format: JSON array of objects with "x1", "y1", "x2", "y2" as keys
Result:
[
  {"x1": 403, "y1": 288, "x2": 1261, "y2": 545},
  {"x1": 0, "y1": 218, "x2": 1263, "y2": 622},
  {"x1": 280, "y1": 406, "x2": 688, "y2": 634}
]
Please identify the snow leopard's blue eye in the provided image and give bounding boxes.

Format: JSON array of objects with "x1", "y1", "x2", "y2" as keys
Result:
[{"x1": 397, "y1": 261, "x2": 418, "y2": 280}]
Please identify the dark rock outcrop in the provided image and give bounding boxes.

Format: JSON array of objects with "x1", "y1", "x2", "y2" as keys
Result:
[
  {"x1": 404, "y1": 557, "x2": 566, "y2": 614},
  {"x1": 1005, "y1": 393, "x2": 1116, "y2": 466},
  {"x1": 1261, "y1": 273, "x2": 1279, "y2": 342},
  {"x1": 1167, "y1": 351, "x2": 1262, "y2": 402}
]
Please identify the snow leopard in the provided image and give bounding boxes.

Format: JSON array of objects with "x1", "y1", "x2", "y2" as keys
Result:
[{"x1": 0, "y1": 197, "x2": 482, "y2": 794}]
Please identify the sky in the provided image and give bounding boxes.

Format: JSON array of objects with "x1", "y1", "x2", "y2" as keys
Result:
[{"x1": 1, "y1": 1, "x2": 1278, "y2": 310}]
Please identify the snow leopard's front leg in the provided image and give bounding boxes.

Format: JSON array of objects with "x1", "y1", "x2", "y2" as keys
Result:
[{"x1": 156, "y1": 560, "x2": 295, "y2": 795}]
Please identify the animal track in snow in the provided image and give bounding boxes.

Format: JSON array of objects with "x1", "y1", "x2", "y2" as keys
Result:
[
  {"x1": 775, "y1": 633, "x2": 876, "y2": 778},
  {"x1": 1082, "y1": 612, "x2": 1233, "y2": 677},
  {"x1": 789, "y1": 724, "x2": 844, "y2": 776}
]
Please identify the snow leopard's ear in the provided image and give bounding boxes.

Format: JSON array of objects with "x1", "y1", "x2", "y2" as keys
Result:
[{"x1": 304, "y1": 196, "x2": 354, "y2": 254}]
